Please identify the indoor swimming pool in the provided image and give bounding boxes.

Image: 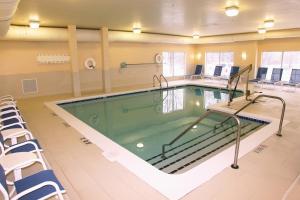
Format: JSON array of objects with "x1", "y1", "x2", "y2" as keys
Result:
[
  {"x1": 47, "y1": 84, "x2": 277, "y2": 199},
  {"x1": 58, "y1": 85, "x2": 267, "y2": 174}
]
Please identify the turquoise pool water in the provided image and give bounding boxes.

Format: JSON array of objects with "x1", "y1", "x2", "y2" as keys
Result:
[{"x1": 60, "y1": 85, "x2": 266, "y2": 173}]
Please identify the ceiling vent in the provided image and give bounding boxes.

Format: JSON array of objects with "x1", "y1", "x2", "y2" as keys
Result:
[
  {"x1": 0, "y1": 0, "x2": 21, "y2": 37},
  {"x1": 22, "y1": 79, "x2": 38, "y2": 95}
]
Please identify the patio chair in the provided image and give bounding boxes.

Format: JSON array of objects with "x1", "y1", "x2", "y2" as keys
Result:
[
  {"x1": 249, "y1": 67, "x2": 268, "y2": 82},
  {"x1": 0, "y1": 164, "x2": 65, "y2": 200},
  {"x1": 185, "y1": 65, "x2": 203, "y2": 80},
  {"x1": 205, "y1": 66, "x2": 223, "y2": 79},
  {"x1": 261, "y1": 68, "x2": 283, "y2": 84}
]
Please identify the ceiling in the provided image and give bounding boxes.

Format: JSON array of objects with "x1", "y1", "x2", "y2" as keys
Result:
[{"x1": 11, "y1": 0, "x2": 300, "y2": 37}]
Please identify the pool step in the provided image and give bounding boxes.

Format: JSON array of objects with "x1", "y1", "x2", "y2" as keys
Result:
[
  {"x1": 146, "y1": 121, "x2": 238, "y2": 163},
  {"x1": 150, "y1": 122, "x2": 264, "y2": 174}
]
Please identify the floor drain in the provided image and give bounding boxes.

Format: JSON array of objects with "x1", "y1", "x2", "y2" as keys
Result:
[
  {"x1": 62, "y1": 122, "x2": 70, "y2": 128},
  {"x1": 254, "y1": 144, "x2": 267, "y2": 153},
  {"x1": 80, "y1": 137, "x2": 92, "y2": 145}
]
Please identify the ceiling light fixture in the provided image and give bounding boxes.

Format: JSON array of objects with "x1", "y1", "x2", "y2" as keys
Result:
[
  {"x1": 29, "y1": 20, "x2": 40, "y2": 29},
  {"x1": 192, "y1": 33, "x2": 200, "y2": 39},
  {"x1": 258, "y1": 28, "x2": 267, "y2": 34},
  {"x1": 225, "y1": 6, "x2": 239, "y2": 17},
  {"x1": 264, "y1": 19, "x2": 275, "y2": 28},
  {"x1": 133, "y1": 27, "x2": 142, "y2": 34}
]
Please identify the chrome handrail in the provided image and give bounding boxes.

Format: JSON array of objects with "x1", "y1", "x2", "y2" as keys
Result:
[
  {"x1": 153, "y1": 75, "x2": 161, "y2": 87},
  {"x1": 159, "y1": 74, "x2": 169, "y2": 88},
  {"x1": 227, "y1": 64, "x2": 253, "y2": 106},
  {"x1": 161, "y1": 109, "x2": 242, "y2": 169},
  {"x1": 215, "y1": 94, "x2": 286, "y2": 137}
]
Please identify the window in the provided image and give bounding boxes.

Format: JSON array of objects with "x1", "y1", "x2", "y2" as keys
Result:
[
  {"x1": 163, "y1": 89, "x2": 184, "y2": 113},
  {"x1": 205, "y1": 52, "x2": 234, "y2": 77},
  {"x1": 162, "y1": 52, "x2": 186, "y2": 77},
  {"x1": 261, "y1": 51, "x2": 300, "y2": 81}
]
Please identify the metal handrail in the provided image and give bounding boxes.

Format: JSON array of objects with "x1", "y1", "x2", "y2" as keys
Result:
[
  {"x1": 215, "y1": 94, "x2": 286, "y2": 137},
  {"x1": 159, "y1": 74, "x2": 169, "y2": 88},
  {"x1": 161, "y1": 109, "x2": 242, "y2": 169},
  {"x1": 153, "y1": 75, "x2": 161, "y2": 87},
  {"x1": 227, "y1": 64, "x2": 253, "y2": 106}
]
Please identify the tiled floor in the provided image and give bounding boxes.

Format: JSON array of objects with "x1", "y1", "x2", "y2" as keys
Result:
[{"x1": 16, "y1": 80, "x2": 300, "y2": 200}]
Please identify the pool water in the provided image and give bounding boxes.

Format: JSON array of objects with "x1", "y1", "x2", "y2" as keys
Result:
[{"x1": 60, "y1": 86, "x2": 266, "y2": 174}]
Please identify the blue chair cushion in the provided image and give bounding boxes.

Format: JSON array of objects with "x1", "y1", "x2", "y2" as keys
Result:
[
  {"x1": 1, "y1": 111, "x2": 19, "y2": 119},
  {"x1": 1, "y1": 107, "x2": 18, "y2": 112},
  {"x1": 9, "y1": 139, "x2": 42, "y2": 153},
  {"x1": 214, "y1": 66, "x2": 223, "y2": 76},
  {"x1": 14, "y1": 170, "x2": 65, "y2": 200},
  {"x1": 0, "y1": 165, "x2": 8, "y2": 193},
  {"x1": 194, "y1": 65, "x2": 203, "y2": 75}
]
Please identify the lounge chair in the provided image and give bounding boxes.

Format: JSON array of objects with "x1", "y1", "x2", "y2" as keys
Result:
[
  {"x1": 220, "y1": 66, "x2": 240, "y2": 80},
  {"x1": 229, "y1": 66, "x2": 240, "y2": 77},
  {"x1": 261, "y1": 68, "x2": 283, "y2": 84},
  {"x1": 185, "y1": 65, "x2": 203, "y2": 80},
  {"x1": 274, "y1": 69, "x2": 300, "y2": 91},
  {"x1": 205, "y1": 66, "x2": 223, "y2": 79},
  {"x1": 0, "y1": 165, "x2": 65, "y2": 200},
  {"x1": 249, "y1": 67, "x2": 268, "y2": 82},
  {"x1": 284, "y1": 69, "x2": 300, "y2": 86}
]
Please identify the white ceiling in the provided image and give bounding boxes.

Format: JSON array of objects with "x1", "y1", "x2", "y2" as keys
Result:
[{"x1": 11, "y1": 0, "x2": 300, "y2": 37}]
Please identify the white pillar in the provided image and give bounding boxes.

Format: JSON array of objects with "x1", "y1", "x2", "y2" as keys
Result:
[
  {"x1": 100, "y1": 27, "x2": 112, "y2": 93},
  {"x1": 68, "y1": 25, "x2": 81, "y2": 97}
]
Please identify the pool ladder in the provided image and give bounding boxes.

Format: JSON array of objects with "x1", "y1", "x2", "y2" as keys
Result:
[{"x1": 153, "y1": 74, "x2": 169, "y2": 89}]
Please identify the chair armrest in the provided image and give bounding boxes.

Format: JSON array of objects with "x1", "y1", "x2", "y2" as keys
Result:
[
  {"x1": 2, "y1": 129, "x2": 33, "y2": 142},
  {"x1": 0, "y1": 116, "x2": 23, "y2": 123},
  {"x1": 0, "y1": 104, "x2": 17, "y2": 110},
  {"x1": 4, "y1": 141, "x2": 41, "y2": 155},
  {"x1": 0, "y1": 109, "x2": 19, "y2": 116},
  {"x1": 0, "y1": 101, "x2": 16, "y2": 107},
  {"x1": 0, "y1": 122, "x2": 26, "y2": 131},
  {"x1": 11, "y1": 181, "x2": 65, "y2": 200}
]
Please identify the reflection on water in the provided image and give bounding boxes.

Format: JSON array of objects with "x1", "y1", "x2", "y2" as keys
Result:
[
  {"x1": 163, "y1": 89, "x2": 184, "y2": 113},
  {"x1": 60, "y1": 86, "x2": 243, "y2": 160},
  {"x1": 204, "y1": 91, "x2": 229, "y2": 109}
]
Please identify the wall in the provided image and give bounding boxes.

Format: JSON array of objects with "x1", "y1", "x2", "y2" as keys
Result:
[
  {"x1": 109, "y1": 42, "x2": 195, "y2": 88},
  {"x1": 0, "y1": 41, "x2": 103, "y2": 98},
  {"x1": 0, "y1": 40, "x2": 195, "y2": 98}
]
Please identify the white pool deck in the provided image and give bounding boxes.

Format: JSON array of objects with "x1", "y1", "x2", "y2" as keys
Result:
[{"x1": 17, "y1": 79, "x2": 300, "y2": 200}]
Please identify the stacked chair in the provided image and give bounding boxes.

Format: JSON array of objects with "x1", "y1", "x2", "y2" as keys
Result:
[{"x1": 0, "y1": 95, "x2": 66, "y2": 200}]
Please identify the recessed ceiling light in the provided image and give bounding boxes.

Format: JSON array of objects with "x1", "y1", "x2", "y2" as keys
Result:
[
  {"x1": 258, "y1": 28, "x2": 267, "y2": 34},
  {"x1": 29, "y1": 20, "x2": 40, "y2": 29},
  {"x1": 264, "y1": 19, "x2": 275, "y2": 28},
  {"x1": 192, "y1": 33, "x2": 200, "y2": 39},
  {"x1": 225, "y1": 6, "x2": 239, "y2": 17},
  {"x1": 133, "y1": 27, "x2": 142, "y2": 34}
]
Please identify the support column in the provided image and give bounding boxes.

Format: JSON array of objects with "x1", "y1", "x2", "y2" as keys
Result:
[
  {"x1": 100, "y1": 27, "x2": 112, "y2": 93},
  {"x1": 68, "y1": 25, "x2": 81, "y2": 97}
]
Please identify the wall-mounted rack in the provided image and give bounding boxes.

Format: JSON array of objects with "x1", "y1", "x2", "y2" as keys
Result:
[{"x1": 120, "y1": 62, "x2": 162, "y2": 69}]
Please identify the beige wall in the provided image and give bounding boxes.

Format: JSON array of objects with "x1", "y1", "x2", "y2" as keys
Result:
[
  {"x1": 109, "y1": 42, "x2": 195, "y2": 88},
  {"x1": 0, "y1": 40, "x2": 195, "y2": 98},
  {"x1": 1, "y1": 37, "x2": 300, "y2": 98}
]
